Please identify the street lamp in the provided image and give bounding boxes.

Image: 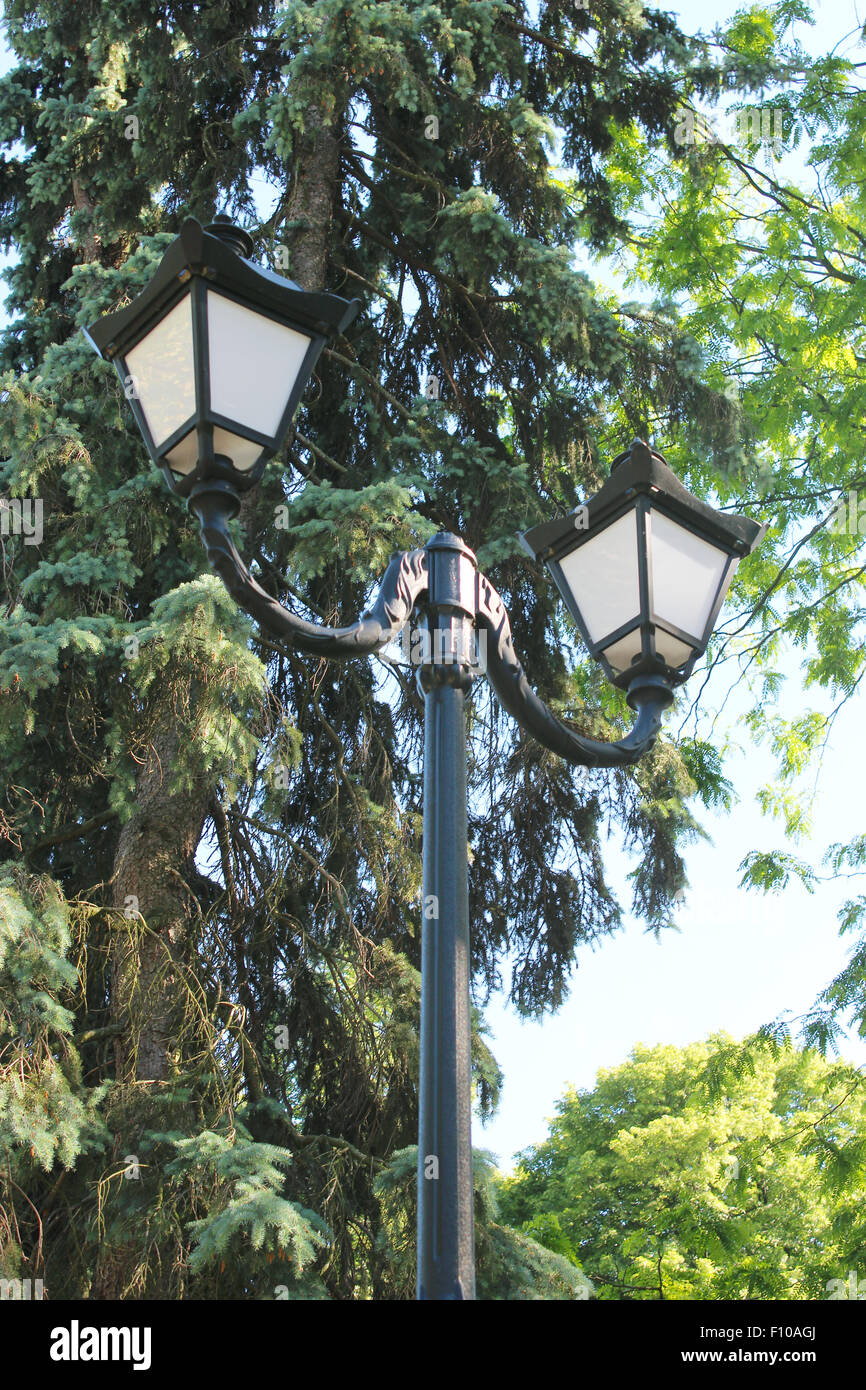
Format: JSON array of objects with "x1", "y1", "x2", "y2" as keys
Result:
[{"x1": 86, "y1": 219, "x2": 767, "y2": 1301}]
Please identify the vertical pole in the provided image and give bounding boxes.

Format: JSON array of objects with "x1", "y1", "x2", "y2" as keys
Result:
[{"x1": 417, "y1": 533, "x2": 477, "y2": 1301}]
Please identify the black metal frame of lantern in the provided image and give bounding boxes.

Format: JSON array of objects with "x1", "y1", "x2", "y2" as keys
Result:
[
  {"x1": 85, "y1": 217, "x2": 768, "y2": 1302},
  {"x1": 519, "y1": 440, "x2": 767, "y2": 695},
  {"x1": 82, "y1": 214, "x2": 361, "y2": 500}
]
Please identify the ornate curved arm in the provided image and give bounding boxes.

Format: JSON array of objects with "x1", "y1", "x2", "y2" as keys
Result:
[
  {"x1": 187, "y1": 480, "x2": 427, "y2": 658},
  {"x1": 475, "y1": 572, "x2": 672, "y2": 768},
  {"x1": 187, "y1": 487, "x2": 668, "y2": 767}
]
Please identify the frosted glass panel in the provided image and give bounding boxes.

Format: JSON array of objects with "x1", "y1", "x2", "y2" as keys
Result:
[
  {"x1": 603, "y1": 628, "x2": 694, "y2": 674},
  {"x1": 125, "y1": 294, "x2": 195, "y2": 447},
  {"x1": 649, "y1": 511, "x2": 730, "y2": 640},
  {"x1": 165, "y1": 427, "x2": 263, "y2": 475},
  {"x1": 653, "y1": 629, "x2": 694, "y2": 668},
  {"x1": 558, "y1": 511, "x2": 640, "y2": 644},
  {"x1": 164, "y1": 429, "x2": 197, "y2": 475},
  {"x1": 212, "y1": 428, "x2": 262, "y2": 471},
  {"x1": 601, "y1": 631, "x2": 643, "y2": 674},
  {"x1": 207, "y1": 292, "x2": 311, "y2": 436}
]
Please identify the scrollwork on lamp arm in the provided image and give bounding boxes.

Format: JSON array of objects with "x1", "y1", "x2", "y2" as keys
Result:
[
  {"x1": 187, "y1": 478, "x2": 428, "y2": 659},
  {"x1": 187, "y1": 482, "x2": 670, "y2": 769}
]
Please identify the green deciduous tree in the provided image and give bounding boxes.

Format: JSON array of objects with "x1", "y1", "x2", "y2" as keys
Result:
[{"x1": 499, "y1": 1035, "x2": 866, "y2": 1299}]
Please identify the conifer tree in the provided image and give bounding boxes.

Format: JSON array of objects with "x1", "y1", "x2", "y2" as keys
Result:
[{"x1": 0, "y1": 0, "x2": 764, "y2": 1297}]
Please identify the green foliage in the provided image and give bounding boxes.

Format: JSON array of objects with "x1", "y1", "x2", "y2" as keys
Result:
[
  {"x1": 164, "y1": 1124, "x2": 330, "y2": 1283},
  {"x1": 500, "y1": 1036, "x2": 866, "y2": 1300},
  {"x1": 0, "y1": 866, "x2": 108, "y2": 1181},
  {"x1": 0, "y1": 866, "x2": 110, "y2": 1278},
  {"x1": 107, "y1": 574, "x2": 270, "y2": 814},
  {"x1": 739, "y1": 849, "x2": 817, "y2": 894}
]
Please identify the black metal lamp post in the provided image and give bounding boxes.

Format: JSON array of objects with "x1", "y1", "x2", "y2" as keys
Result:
[{"x1": 86, "y1": 219, "x2": 767, "y2": 1302}]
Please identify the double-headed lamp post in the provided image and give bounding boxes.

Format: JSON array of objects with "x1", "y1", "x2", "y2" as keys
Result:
[{"x1": 86, "y1": 217, "x2": 767, "y2": 1301}]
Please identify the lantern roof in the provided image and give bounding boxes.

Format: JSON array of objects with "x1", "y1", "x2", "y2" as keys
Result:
[
  {"x1": 519, "y1": 438, "x2": 767, "y2": 564},
  {"x1": 83, "y1": 216, "x2": 361, "y2": 361}
]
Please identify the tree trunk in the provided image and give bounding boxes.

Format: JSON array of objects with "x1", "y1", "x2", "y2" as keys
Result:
[
  {"x1": 281, "y1": 105, "x2": 340, "y2": 290},
  {"x1": 238, "y1": 104, "x2": 340, "y2": 547},
  {"x1": 111, "y1": 723, "x2": 210, "y2": 1082}
]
